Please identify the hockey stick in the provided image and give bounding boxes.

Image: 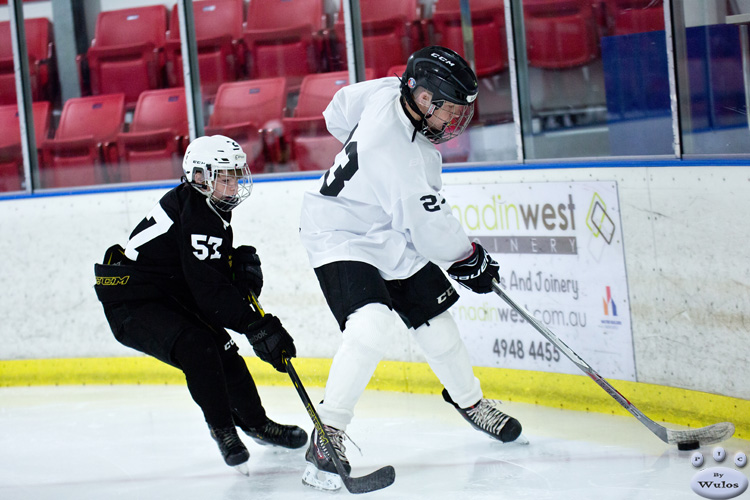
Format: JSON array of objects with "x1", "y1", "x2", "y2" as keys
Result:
[
  {"x1": 490, "y1": 280, "x2": 734, "y2": 448},
  {"x1": 248, "y1": 293, "x2": 396, "y2": 493},
  {"x1": 282, "y1": 356, "x2": 396, "y2": 494}
]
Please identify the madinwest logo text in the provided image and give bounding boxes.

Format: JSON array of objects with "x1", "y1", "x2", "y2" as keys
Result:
[{"x1": 450, "y1": 193, "x2": 578, "y2": 255}]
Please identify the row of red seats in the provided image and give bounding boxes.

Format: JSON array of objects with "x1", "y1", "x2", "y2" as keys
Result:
[
  {"x1": 75, "y1": 0, "x2": 665, "y2": 108},
  {"x1": 0, "y1": 0, "x2": 663, "y2": 109},
  {"x1": 0, "y1": 71, "x2": 378, "y2": 190},
  {"x1": 78, "y1": 0, "x2": 326, "y2": 108},
  {"x1": 346, "y1": 0, "x2": 665, "y2": 74},
  {"x1": 0, "y1": 65, "x2": 470, "y2": 192}
]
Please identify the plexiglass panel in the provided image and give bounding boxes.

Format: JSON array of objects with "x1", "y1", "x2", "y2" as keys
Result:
[
  {"x1": 0, "y1": 103, "x2": 28, "y2": 193},
  {"x1": 77, "y1": 1, "x2": 185, "y2": 187},
  {"x1": 675, "y1": 1, "x2": 750, "y2": 155},
  {"x1": 426, "y1": 0, "x2": 516, "y2": 163},
  {"x1": 3, "y1": 0, "x2": 750, "y2": 194},
  {"x1": 0, "y1": 1, "x2": 191, "y2": 191},
  {"x1": 194, "y1": 0, "x2": 337, "y2": 174},
  {"x1": 192, "y1": 0, "x2": 516, "y2": 172},
  {"x1": 331, "y1": 0, "x2": 516, "y2": 164},
  {"x1": 519, "y1": 0, "x2": 673, "y2": 159},
  {"x1": 0, "y1": 3, "x2": 58, "y2": 192}
]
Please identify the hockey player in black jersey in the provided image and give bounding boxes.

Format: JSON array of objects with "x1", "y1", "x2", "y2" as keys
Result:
[
  {"x1": 94, "y1": 135, "x2": 307, "y2": 473},
  {"x1": 299, "y1": 47, "x2": 523, "y2": 490}
]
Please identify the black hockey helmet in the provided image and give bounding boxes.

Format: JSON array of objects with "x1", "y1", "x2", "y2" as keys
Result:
[{"x1": 400, "y1": 46, "x2": 478, "y2": 144}]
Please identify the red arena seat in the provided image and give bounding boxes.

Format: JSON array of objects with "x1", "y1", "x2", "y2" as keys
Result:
[
  {"x1": 84, "y1": 6, "x2": 168, "y2": 107},
  {"x1": 333, "y1": 0, "x2": 423, "y2": 78},
  {"x1": 206, "y1": 78, "x2": 288, "y2": 173},
  {"x1": 165, "y1": 0, "x2": 244, "y2": 99},
  {"x1": 0, "y1": 101, "x2": 51, "y2": 191},
  {"x1": 117, "y1": 88, "x2": 189, "y2": 182},
  {"x1": 430, "y1": 0, "x2": 508, "y2": 78},
  {"x1": 283, "y1": 69, "x2": 374, "y2": 171},
  {"x1": 523, "y1": 0, "x2": 599, "y2": 69},
  {"x1": 605, "y1": 0, "x2": 664, "y2": 36},
  {"x1": 242, "y1": 0, "x2": 326, "y2": 89},
  {"x1": 39, "y1": 93, "x2": 124, "y2": 188}
]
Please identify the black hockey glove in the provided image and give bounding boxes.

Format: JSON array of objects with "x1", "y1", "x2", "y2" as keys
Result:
[
  {"x1": 244, "y1": 314, "x2": 296, "y2": 373},
  {"x1": 447, "y1": 243, "x2": 500, "y2": 294},
  {"x1": 232, "y1": 245, "x2": 263, "y2": 298}
]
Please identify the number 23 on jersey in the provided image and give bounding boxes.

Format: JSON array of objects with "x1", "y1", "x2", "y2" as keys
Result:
[{"x1": 321, "y1": 135, "x2": 358, "y2": 197}]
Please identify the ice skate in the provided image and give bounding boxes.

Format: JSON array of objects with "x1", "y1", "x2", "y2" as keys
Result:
[
  {"x1": 442, "y1": 388, "x2": 523, "y2": 443},
  {"x1": 238, "y1": 417, "x2": 308, "y2": 449},
  {"x1": 302, "y1": 424, "x2": 351, "y2": 491},
  {"x1": 209, "y1": 424, "x2": 250, "y2": 470}
]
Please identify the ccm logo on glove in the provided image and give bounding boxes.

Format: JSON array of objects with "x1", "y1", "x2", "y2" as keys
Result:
[{"x1": 447, "y1": 243, "x2": 499, "y2": 294}]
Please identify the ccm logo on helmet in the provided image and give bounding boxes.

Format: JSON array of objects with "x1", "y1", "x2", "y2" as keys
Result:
[{"x1": 431, "y1": 52, "x2": 455, "y2": 66}]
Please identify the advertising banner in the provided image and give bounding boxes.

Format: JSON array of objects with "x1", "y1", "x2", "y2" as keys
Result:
[{"x1": 444, "y1": 181, "x2": 635, "y2": 381}]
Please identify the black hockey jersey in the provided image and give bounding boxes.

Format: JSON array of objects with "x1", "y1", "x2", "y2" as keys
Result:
[{"x1": 94, "y1": 183, "x2": 260, "y2": 334}]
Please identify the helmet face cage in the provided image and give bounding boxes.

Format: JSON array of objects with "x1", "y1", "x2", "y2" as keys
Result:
[
  {"x1": 400, "y1": 46, "x2": 478, "y2": 144},
  {"x1": 182, "y1": 136, "x2": 253, "y2": 212},
  {"x1": 206, "y1": 163, "x2": 253, "y2": 212},
  {"x1": 420, "y1": 95, "x2": 475, "y2": 144}
]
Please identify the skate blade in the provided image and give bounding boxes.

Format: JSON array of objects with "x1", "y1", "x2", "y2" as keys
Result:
[
  {"x1": 233, "y1": 463, "x2": 250, "y2": 476},
  {"x1": 250, "y1": 437, "x2": 298, "y2": 450},
  {"x1": 301, "y1": 462, "x2": 342, "y2": 491},
  {"x1": 511, "y1": 433, "x2": 530, "y2": 445},
  {"x1": 251, "y1": 437, "x2": 280, "y2": 449}
]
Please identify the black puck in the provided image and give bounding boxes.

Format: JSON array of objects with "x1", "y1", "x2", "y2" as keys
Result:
[{"x1": 677, "y1": 440, "x2": 700, "y2": 450}]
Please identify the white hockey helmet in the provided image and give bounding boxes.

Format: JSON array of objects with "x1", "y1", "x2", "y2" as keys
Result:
[{"x1": 182, "y1": 135, "x2": 252, "y2": 212}]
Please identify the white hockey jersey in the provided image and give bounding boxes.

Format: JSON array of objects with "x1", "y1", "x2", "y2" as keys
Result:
[{"x1": 298, "y1": 77, "x2": 473, "y2": 281}]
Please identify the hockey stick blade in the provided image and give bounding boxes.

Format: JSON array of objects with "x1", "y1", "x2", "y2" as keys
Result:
[
  {"x1": 491, "y1": 281, "x2": 735, "y2": 448},
  {"x1": 665, "y1": 422, "x2": 735, "y2": 447},
  {"x1": 283, "y1": 357, "x2": 396, "y2": 494}
]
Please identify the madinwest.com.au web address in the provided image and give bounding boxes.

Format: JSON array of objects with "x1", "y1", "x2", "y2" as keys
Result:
[{"x1": 456, "y1": 304, "x2": 587, "y2": 327}]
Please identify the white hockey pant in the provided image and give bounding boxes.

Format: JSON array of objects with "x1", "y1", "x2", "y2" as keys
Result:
[{"x1": 318, "y1": 305, "x2": 482, "y2": 430}]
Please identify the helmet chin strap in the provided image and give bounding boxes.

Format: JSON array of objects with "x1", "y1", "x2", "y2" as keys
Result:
[
  {"x1": 205, "y1": 197, "x2": 231, "y2": 228},
  {"x1": 400, "y1": 95, "x2": 440, "y2": 143}
]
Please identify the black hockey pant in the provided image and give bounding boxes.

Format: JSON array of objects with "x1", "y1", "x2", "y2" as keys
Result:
[{"x1": 102, "y1": 298, "x2": 267, "y2": 429}]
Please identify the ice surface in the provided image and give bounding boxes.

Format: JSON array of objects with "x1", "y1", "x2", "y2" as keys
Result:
[{"x1": 0, "y1": 384, "x2": 746, "y2": 499}]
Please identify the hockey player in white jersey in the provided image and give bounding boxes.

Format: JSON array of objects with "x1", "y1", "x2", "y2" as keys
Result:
[{"x1": 298, "y1": 46, "x2": 523, "y2": 491}]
